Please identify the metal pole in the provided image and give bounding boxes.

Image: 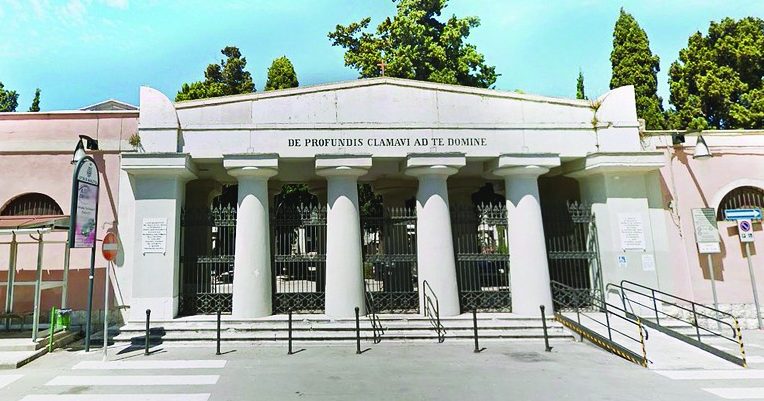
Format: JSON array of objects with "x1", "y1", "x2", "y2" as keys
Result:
[
  {"x1": 540, "y1": 305, "x2": 552, "y2": 352},
  {"x1": 707, "y1": 253, "x2": 722, "y2": 331},
  {"x1": 472, "y1": 309, "x2": 480, "y2": 353},
  {"x1": 708, "y1": 254, "x2": 719, "y2": 310},
  {"x1": 216, "y1": 309, "x2": 221, "y2": 356},
  {"x1": 355, "y1": 306, "x2": 361, "y2": 354},
  {"x1": 5, "y1": 233, "x2": 17, "y2": 330},
  {"x1": 144, "y1": 309, "x2": 151, "y2": 356},
  {"x1": 745, "y1": 243, "x2": 763, "y2": 330},
  {"x1": 32, "y1": 234, "x2": 44, "y2": 343},
  {"x1": 84, "y1": 244, "x2": 96, "y2": 352},
  {"x1": 62, "y1": 243, "x2": 71, "y2": 309},
  {"x1": 287, "y1": 310, "x2": 293, "y2": 355},
  {"x1": 103, "y1": 261, "x2": 110, "y2": 361}
]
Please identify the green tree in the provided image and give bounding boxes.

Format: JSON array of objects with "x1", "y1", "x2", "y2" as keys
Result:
[
  {"x1": 610, "y1": 9, "x2": 666, "y2": 129},
  {"x1": 28, "y1": 88, "x2": 41, "y2": 112},
  {"x1": 176, "y1": 46, "x2": 255, "y2": 101},
  {"x1": 576, "y1": 70, "x2": 587, "y2": 100},
  {"x1": 265, "y1": 56, "x2": 299, "y2": 91},
  {"x1": 328, "y1": 0, "x2": 497, "y2": 88},
  {"x1": 0, "y1": 82, "x2": 19, "y2": 112},
  {"x1": 668, "y1": 17, "x2": 764, "y2": 129}
]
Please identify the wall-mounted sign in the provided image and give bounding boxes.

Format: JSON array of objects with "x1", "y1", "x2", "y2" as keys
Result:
[
  {"x1": 692, "y1": 208, "x2": 721, "y2": 254},
  {"x1": 642, "y1": 254, "x2": 656, "y2": 271},
  {"x1": 69, "y1": 157, "x2": 99, "y2": 249},
  {"x1": 725, "y1": 208, "x2": 762, "y2": 221},
  {"x1": 617, "y1": 255, "x2": 627, "y2": 269},
  {"x1": 142, "y1": 218, "x2": 168, "y2": 254},
  {"x1": 618, "y1": 213, "x2": 646, "y2": 250}
]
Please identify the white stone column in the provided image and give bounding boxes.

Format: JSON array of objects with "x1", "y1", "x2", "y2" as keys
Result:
[
  {"x1": 316, "y1": 155, "x2": 372, "y2": 318},
  {"x1": 406, "y1": 154, "x2": 465, "y2": 316},
  {"x1": 224, "y1": 154, "x2": 279, "y2": 318},
  {"x1": 491, "y1": 154, "x2": 560, "y2": 316}
]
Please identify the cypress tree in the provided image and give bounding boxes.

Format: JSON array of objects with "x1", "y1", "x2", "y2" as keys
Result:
[
  {"x1": 576, "y1": 70, "x2": 587, "y2": 100},
  {"x1": 28, "y1": 88, "x2": 41, "y2": 112},
  {"x1": 610, "y1": 9, "x2": 666, "y2": 129},
  {"x1": 265, "y1": 56, "x2": 299, "y2": 91}
]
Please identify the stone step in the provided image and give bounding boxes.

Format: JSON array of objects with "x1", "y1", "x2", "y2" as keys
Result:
[{"x1": 112, "y1": 329, "x2": 571, "y2": 343}]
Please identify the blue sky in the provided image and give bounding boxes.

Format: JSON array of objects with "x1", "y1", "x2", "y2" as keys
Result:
[{"x1": 1, "y1": 0, "x2": 763, "y2": 111}]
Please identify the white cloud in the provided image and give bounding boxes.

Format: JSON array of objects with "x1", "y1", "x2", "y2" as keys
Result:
[
  {"x1": 102, "y1": 0, "x2": 128, "y2": 10},
  {"x1": 57, "y1": 0, "x2": 87, "y2": 24}
]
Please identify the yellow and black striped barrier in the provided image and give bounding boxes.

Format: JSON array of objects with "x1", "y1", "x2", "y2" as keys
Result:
[{"x1": 556, "y1": 312, "x2": 648, "y2": 368}]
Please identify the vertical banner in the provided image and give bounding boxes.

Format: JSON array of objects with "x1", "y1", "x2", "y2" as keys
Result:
[{"x1": 69, "y1": 156, "x2": 100, "y2": 249}]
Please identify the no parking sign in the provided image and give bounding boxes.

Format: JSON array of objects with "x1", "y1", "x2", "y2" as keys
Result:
[{"x1": 738, "y1": 219, "x2": 754, "y2": 243}]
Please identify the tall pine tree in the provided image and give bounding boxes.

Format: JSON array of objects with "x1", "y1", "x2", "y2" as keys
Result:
[
  {"x1": 176, "y1": 46, "x2": 255, "y2": 101},
  {"x1": 576, "y1": 70, "x2": 587, "y2": 100},
  {"x1": 610, "y1": 9, "x2": 665, "y2": 129},
  {"x1": 28, "y1": 88, "x2": 41, "y2": 112},
  {"x1": 669, "y1": 17, "x2": 764, "y2": 129},
  {"x1": 265, "y1": 56, "x2": 299, "y2": 91},
  {"x1": 328, "y1": 0, "x2": 497, "y2": 88}
]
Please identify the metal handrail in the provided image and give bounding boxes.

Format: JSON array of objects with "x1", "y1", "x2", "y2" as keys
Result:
[
  {"x1": 422, "y1": 280, "x2": 445, "y2": 343},
  {"x1": 615, "y1": 280, "x2": 739, "y2": 343},
  {"x1": 552, "y1": 281, "x2": 647, "y2": 344},
  {"x1": 364, "y1": 281, "x2": 384, "y2": 344},
  {"x1": 610, "y1": 280, "x2": 747, "y2": 367},
  {"x1": 551, "y1": 280, "x2": 649, "y2": 366}
]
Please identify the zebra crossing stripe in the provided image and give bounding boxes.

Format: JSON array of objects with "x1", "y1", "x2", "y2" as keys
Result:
[
  {"x1": 20, "y1": 395, "x2": 211, "y2": 401},
  {"x1": 703, "y1": 387, "x2": 764, "y2": 399},
  {"x1": 46, "y1": 375, "x2": 219, "y2": 386},
  {"x1": 654, "y1": 370, "x2": 763, "y2": 380},
  {"x1": 73, "y1": 360, "x2": 226, "y2": 370},
  {"x1": 0, "y1": 374, "x2": 23, "y2": 389}
]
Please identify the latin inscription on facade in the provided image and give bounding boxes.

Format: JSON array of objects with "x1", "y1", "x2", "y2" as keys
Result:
[{"x1": 287, "y1": 137, "x2": 488, "y2": 148}]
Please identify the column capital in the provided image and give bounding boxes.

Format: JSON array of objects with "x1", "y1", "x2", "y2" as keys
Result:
[
  {"x1": 224, "y1": 153, "x2": 279, "y2": 179},
  {"x1": 315, "y1": 154, "x2": 372, "y2": 178},
  {"x1": 404, "y1": 152, "x2": 465, "y2": 178},
  {"x1": 559, "y1": 151, "x2": 664, "y2": 178},
  {"x1": 121, "y1": 153, "x2": 197, "y2": 180},
  {"x1": 489, "y1": 153, "x2": 560, "y2": 178}
]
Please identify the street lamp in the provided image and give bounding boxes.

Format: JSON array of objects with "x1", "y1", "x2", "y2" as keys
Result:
[
  {"x1": 71, "y1": 135, "x2": 99, "y2": 165},
  {"x1": 693, "y1": 135, "x2": 713, "y2": 160}
]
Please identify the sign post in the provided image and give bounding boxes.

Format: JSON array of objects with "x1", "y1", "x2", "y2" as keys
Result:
[
  {"x1": 68, "y1": 156, "x2": 99, "y2": 352},
  {"x1": 101, "y1": 232, "x2": 118, "y2": 361},
  {"x1": 726, "y1": 208, "x2": 762, "y2": 330},
  {"x1": 738, "y1": 219, "x2": 762, "y2": 330},
  {"x1": 692, "y1": 208, "x2": 721, "y2": 310}
]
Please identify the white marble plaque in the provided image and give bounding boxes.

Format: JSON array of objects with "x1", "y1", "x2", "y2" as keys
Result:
[
  {"x1": 142, "y1": 218, "x2": 167, "y2": 254},
  {"x1": 642, "y1": 254, "x2": 656, "y2": 271},
  {"x1": 618, "y1": 213, "x2": 645, "y2": 250}
]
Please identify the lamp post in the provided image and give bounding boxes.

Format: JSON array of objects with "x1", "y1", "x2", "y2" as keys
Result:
[{"x1": 69, "y1": 135, "x2": 99, "y2": 352}]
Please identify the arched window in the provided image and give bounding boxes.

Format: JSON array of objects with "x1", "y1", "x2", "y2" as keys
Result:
[
  {"x1": 717, "y1": 186, "x2": 764, "y2": 221},
  {"x1": 0, "y1": 193, "x2": 64, "y2": 216}
]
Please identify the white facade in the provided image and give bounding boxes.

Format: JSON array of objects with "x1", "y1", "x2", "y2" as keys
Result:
[{"x1": 118, "y1": 78, "x2": 669, "y2": 321}]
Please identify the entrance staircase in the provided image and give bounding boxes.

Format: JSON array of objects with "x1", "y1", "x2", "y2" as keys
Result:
[{"x1": 111, "y1": 313, "x2": 573, "y2": 344}]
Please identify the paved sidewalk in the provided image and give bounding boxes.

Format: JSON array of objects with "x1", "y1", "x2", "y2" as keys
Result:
[{"x1": 0, "y1": 339, "x2": 725, "y2": 401}]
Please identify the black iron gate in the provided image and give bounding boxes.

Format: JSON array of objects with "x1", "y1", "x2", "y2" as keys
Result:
[
  {"x1": 180, "y1": 205, "x2": 236, "y2": 315},
  {"x1": 271, "y1": 204, "x2": 327, "y2": 313},
  {"x1": 451, "y1": 204, "x2": 511, "y2": 312},
  {"x1": 361, "y1": 207, "x2": 419, "y2": 313},
  {"x1": 544, "y1": 201, "x2": 603, "y2": 310}
]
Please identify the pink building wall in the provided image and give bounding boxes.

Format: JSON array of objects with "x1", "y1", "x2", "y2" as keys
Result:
[
  {"x1": 0, "y1": 111, "x2": 137, "y2": 316},
  {"x1": 656, "y1": 134, "x2": 764, "y2": 307}
]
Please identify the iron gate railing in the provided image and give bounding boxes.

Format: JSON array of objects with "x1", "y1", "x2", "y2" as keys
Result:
[
  {"x1": 361, "y1": 206, "x2": 419, "y2": 313},
  {"x1": 271, "y1": 204, "x2": 326, "y2": 313},
  {"x1": 544, "y1": 201, "x2": 603, "y2": 310},
  {"x1": 180, "y1": 205, "x2": 236, "y2": 315},
  {"x1": 451, "y1": 204, "x2": 511, "y2": 312}
]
